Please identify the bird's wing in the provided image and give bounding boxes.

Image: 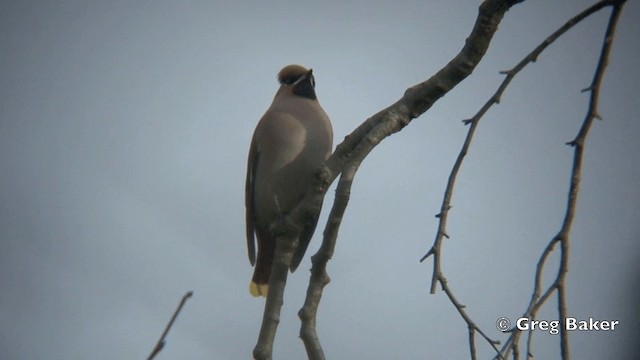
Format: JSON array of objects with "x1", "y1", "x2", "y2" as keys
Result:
[
  {"x1": 245, "y1": 135, "x2": 259, "y2": 266},
  {"x1": 289, "y1": 207, "x2": 323, "y2": 272}
]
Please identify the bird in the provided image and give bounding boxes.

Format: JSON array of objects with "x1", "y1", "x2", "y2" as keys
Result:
[{"x1": 245, "y1": 64, "x2": 333, "y2": 297}]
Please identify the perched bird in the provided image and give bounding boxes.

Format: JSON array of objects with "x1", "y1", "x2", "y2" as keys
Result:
[{"x1": 245, "y1": 64, "x2": 333, "y2": 297}]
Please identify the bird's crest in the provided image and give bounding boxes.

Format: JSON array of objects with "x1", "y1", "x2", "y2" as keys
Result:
[{"x1": 277, "y1": 64, "x2": 310, "y2": 85}]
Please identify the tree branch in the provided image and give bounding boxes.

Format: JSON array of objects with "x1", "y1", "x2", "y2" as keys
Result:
[
  {"x1": 439, "y1": 277, "x2": 503, "y2": 358},
  {"x1": 298, "y1": 162, "x2": 361, "y2": 360},
  {"x1": 147, "y1": 291, "x2": 193, "y2": 360},
  {"x1": 499, "y1": 1, "x2": 626, "y2": 358},
  {"x1": 419, "y1": 0, "x2": 615, "y2": 291},
  {"x1": 398, "y1": 1, "x2": 626, "y2": 359}
]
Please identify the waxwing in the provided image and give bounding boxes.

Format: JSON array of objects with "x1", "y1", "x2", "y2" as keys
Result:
[{"x1": 245, "y1": 64, "x2": 333, "y2": 297}]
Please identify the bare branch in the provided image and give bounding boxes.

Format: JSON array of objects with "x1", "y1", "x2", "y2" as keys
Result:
[
  {"x1": 499, "y1": 1, "x2": 626, "y2": 358},
  {"x1": 404, "y1": 1, "x2": 627, "y2": 359},
  {"x1": 253, "y1": 227, "x2": 299, "y2": 359},
  {"x1": 439, "y1": 277, "x2": 503, "y2": 358},
  {"x1": 421, "y1": 0, "x2": 617, "y2": 292},
  {"x1": 468, "y1": 325, "x2": 478, "y2": 360},
  {"x1": 147, "y1": 291, "x2": 193, "y2": 360},
  {"x1": 299, "y1": 162, "x2": 361, "y2": 360}
]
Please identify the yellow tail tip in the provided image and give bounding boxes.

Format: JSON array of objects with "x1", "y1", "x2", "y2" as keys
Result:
[{"x1": 250, "y1": 282, "x2": 268, "y2": 297}]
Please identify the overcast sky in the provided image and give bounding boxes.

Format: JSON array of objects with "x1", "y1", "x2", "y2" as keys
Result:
[{"x1": 1, "y1": 1, "x2": 639, "y2": 359}]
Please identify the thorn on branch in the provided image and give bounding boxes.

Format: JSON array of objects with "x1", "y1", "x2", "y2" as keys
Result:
[
  {"x1": 566, "y1": 140, "x2": 577, "y2": 147},
  {"x1": 462, "y1": 119, "x2": 473, "y2": 125},
  {"x1": 581, "y1": 85, "x2": 594, "y2": 93},
  {"x1": 419, "y1": 248, "x2": 435, "y2": 262}
]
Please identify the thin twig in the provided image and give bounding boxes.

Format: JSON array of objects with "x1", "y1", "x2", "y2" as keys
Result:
[
  {"x1": 439, "y1": 277, "x2": 503, "y2": 358},
  {"x1": 420, "y1": 0, "x2": 615, "y2": 288},
  {"x1": 418, "y1": 4, "x2": 616, "y2": 334},
  {"x1": 499, "y1": 1, "x2": 626, "y2": 358},
  {"x1": 147, "y1": 291, "x2": 193, "y2": 360},
  {"x1": 405, "y1": 0, "x2": 620, "y2": 359}
]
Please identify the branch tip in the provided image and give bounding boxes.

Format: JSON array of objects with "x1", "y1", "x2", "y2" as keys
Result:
[{"x1": 146, "y1": 291, "x2": 193, "y2": 360}]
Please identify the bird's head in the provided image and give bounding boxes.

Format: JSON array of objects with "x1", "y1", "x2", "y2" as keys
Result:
[{"x1": 277, "y1": 64, "x2": 316, "y2": 100}]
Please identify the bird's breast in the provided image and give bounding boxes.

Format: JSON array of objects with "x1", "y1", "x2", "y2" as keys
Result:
[
  {"x1": 252, "y1": 104, "x2": 332, "y2": 220},
  {"x1": 257, "y1": 113, "x2": 308, "y2": 172}
]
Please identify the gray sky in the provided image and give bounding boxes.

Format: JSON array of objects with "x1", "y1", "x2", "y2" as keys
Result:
[{"x1": 1, "y1": 1, "x2": 639, "y2": 359}]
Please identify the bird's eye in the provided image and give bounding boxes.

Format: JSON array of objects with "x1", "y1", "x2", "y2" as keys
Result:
[{"x1": 282, "y1": 76, "x2": 297, "y2": 85}]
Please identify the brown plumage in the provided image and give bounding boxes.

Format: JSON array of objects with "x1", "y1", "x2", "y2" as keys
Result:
[{"x1": 245, "y1": 65, "x2": 333, "y2": 297}]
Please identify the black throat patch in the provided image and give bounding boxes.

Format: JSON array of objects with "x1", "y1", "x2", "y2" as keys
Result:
[{"x1": 293, "y1": 76, "x2": 317, "y2": 100}]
